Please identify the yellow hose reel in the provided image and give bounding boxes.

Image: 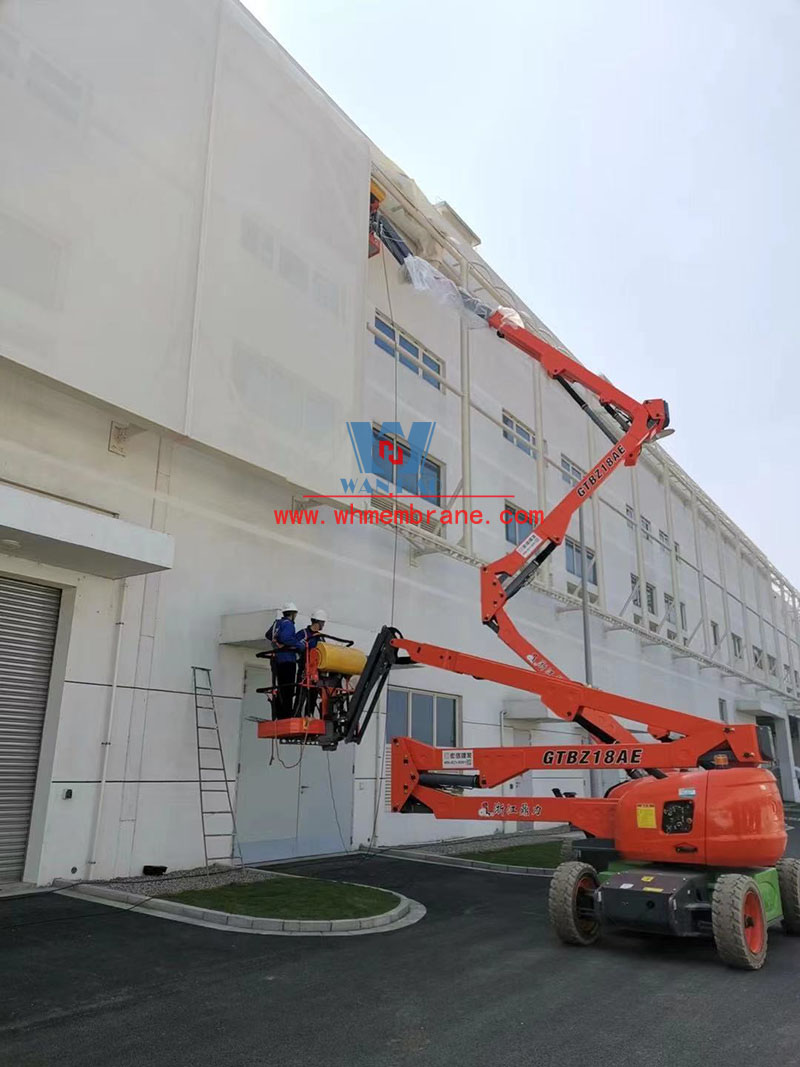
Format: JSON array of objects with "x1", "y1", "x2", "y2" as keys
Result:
[{"x1": 313, "y1": 644, "x2": 367, "y2": 677}]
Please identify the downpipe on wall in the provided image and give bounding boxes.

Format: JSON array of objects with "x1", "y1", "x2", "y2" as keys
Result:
[{"x1": 84, "y1": 577, "x2": 128, "y2": 880}]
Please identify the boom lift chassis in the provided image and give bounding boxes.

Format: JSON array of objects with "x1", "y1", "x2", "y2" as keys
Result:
[{"x1": 259, "y1": 257, "x2": 799, "y2": 969}]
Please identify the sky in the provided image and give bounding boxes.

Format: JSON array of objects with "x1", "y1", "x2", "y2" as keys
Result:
[{"x1": 246, "y1": 0, "x2": 800, "y2": 584}]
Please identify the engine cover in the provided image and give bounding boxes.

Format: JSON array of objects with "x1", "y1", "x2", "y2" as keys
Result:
[{"x1": 611, "y1": 767, "x2": 785, "y2": 869}]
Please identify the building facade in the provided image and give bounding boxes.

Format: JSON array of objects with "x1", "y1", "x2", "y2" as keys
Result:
[{"x1": 1, "y1": 0, "x2": 799, "y2": 885}]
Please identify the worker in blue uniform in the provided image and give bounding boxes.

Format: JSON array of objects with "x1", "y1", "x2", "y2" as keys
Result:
[
  {"x1": 265, "y1": 601, "x2": 304, "y2": 719},
  {"x1": 297, "y1": 608, "x2": 327, "y2": 651},
  {"x1": 295, "y1": 609, "x2": 327, "y2": 717}
]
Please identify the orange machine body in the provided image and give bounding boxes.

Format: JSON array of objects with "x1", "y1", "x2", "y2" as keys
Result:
[
  {"x1": 391, "y1": 734, "x2": 786, "y2": 872},
  {"x1": 611, "y1": 768, "x2": 786, "y2": 869}
]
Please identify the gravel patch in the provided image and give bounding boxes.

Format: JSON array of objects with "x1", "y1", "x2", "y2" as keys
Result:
[
  {"x1": 393, "y1": 828, "x2": 573, "y2": 857},
  {"x1": 102, "y1": 864, "x2": 276, "y2": 897}
]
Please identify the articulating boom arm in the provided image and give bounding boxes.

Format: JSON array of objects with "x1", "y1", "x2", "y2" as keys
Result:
[
  {"x1": 479, "y1": 310, "x2": 669, "y2": 681},
  {"x1": 393, "y1": 248, "x2": 670, "y2": 682},
  {"x1": 262, "y1": 247, "x2": 686, "y2": 771},
  {"x1": 382, "y1": 244, "x2": 670, "y2": 695},
  {"x1": 259, "y1": 238, "x2": 779, "y2": 859},
  {"x1": 259, "y1": 249, "x2": 778, "y2": 857},
  {"x1": 328, "y1": 626, "x2": 774, "y2": 768},
  {"x1": 394, "y1": 246, "x2": 669, "y2": 682},
  {"x1": 473, "y1": 311, "x2": 671, "y2": 750},
  {"x1": 336, "y1": 628, "x2": 774, "y2": 832}
]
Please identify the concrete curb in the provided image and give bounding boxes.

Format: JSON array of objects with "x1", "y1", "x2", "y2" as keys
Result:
[
  {"x1": 53, "y1": 878, "x2": 425, "y2": 937},
  {"x1": 378, "y1": 848, "x2": 555, "y2": 877}
]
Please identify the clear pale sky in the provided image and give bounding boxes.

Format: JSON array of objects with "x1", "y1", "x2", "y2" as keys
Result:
[{"x1": 246, "y1": 0, "x2": 800, "y2": 585}]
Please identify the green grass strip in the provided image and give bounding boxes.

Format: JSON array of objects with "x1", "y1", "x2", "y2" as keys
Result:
[
  {"x1": 456, "y1": 841, "x2": 564, "y2": 868},
  {"x1": 160, "y1": 876, "x2": 399, "y2": 920}
]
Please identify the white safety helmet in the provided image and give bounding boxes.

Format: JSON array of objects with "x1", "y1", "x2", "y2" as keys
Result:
[
  {"x1": 282, "y1": 601, "x2": 298, "y2": 613},
  {"x1": 310, "y1": 608, "x2": 327, "y2": 623}
]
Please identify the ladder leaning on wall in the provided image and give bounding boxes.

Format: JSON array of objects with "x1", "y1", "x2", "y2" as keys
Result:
[{"x1": 191, "y1": 666, "x2": 242, "y2": 869}]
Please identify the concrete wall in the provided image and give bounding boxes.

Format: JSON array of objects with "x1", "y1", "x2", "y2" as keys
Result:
[{"x1": 0, "y1": 0, "x2": 369, "y2": 494}]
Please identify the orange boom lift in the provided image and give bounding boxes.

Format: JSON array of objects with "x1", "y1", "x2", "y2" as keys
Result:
[{"x1": 259, "y1": 258, "x2": 798, "y2": 969}]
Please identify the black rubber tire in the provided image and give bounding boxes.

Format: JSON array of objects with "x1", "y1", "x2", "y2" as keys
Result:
[
  {"x1": 559, "y1": 838, "x2": 575, "y2": 863},
  {"x1": 712, "y1": 874, "x2": 768, "y2": 970},
  {"x1": 777, "y1": 858, "x2": 800, "y2": 934},
  {"x1": 548, "y1": 861, "x2": 600, "y2": 946}
]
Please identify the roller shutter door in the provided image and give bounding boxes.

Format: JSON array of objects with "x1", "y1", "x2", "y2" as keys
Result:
[{"x1": 0, "y1": 576, "x2": 61, "y2": 881}]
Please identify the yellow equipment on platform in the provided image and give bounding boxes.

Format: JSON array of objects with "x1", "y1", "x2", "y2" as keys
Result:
[{"x1": 313, "y1": 643, "x2": 367, "y2": 677}]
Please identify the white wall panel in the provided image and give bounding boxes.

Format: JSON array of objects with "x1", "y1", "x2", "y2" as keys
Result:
[
  {"x1": 49, "y1": 683, "x2": 133, "y2": 784},
  {"x1": 37, "y1": 780, "x2": 99, "y2": 882},
  {"x1": 186, "y1": 3, "x2": 371, "y2": 496},
  {"x1": 0, "y1": 0, "x2": 219, "y2": 428},
  {"x1": 127, "y1": 782, "x2": 207, "y2": 875}
]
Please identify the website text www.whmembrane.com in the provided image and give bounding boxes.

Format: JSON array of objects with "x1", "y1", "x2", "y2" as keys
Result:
[{"x1": 273, "y1": 503, "x2": 544, "y2": 528}]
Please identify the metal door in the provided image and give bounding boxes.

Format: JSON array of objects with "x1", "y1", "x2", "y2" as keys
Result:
[{"x1": 0, "y1": 576, "x2": 61, "y2": 881}]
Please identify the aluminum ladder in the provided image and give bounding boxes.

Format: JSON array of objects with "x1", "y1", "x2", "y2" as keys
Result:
[{"x1": 191, "y1": 666, "x2": 241, "y2": 869}]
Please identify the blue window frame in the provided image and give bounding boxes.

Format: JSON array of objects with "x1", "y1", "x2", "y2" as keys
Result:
[
  {"x1": 502, "y1": 411, "x2": 536, "y2": 458},
  {"x1": 374, "y1": 314, "x2": 396, "y2": 355},
  {"x1": 561, "y1": 455, "x2": 583, "y2": 485},
  {"x1": 504, "y1": 501, "x2": 534, "y2": 546},
  {"x1": 374, "y1": 313, "x2": 443, "y2": 390},
  {"x1": 631, "y1": 574, "x2": 642, "y2": 607},
  {"x1": 385, "y1": 687, "x2": 458, "y2": 746},
  {"x1": 565, "y1": 536, "x2": 597, "y2": 584}
]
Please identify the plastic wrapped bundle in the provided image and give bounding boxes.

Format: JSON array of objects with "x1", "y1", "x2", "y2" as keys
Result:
[{"x1": 403, "y1": 254, "x2": 524, "y2": 330}]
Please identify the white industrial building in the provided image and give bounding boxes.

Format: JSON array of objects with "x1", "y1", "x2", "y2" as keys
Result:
[{"x1": 2, "y1": 0, "x2": 799, "y2": 887}]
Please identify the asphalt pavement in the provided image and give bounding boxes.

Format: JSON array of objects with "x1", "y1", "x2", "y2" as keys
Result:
[{"x1": 2, "y1": 834, "x2": 800, "y2": 1067}]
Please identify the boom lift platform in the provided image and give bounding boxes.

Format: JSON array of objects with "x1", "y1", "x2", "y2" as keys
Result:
[{"x1": 258, "y1": 252, "x2": 799, "y2": 969}]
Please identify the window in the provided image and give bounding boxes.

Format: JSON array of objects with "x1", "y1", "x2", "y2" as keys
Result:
[
  {"x1": 371, "y1": 426, "x2": 442, "y2": 505},
  {"x1": 664, "y1": 594, "x2": 677, "y2": 636},
  {"x1": 753, "y1": 645, "x2": 763, "y2": 669},
  {"x1": 767, "y1": 653, "x2": 777, "y2": 675},
  {"x1": 502, "y1": 411, "x2": 537, "y2": 458},
  {"x1": 631, "y1": 574, "x2": 641, "y2": 608},
  {"x1": 679, "y1": 601, "x2": 687, "y2": 631},
  {"x1": 640, "y1": 515, "x2": 652, "y2": 541},
  {"x1": 374, "y1": 313, "x2": 443, "y2": 390},
  {"x1": 385, "y1": 686, "x2": 458, "y2": 747},
  {"x1": 710, "y1": 620, "x2": 720, "y2": 649},
  {"x1": 784, "y1": 663, "x2": 792, "y2": 688},
  {"x1": 565, "y1": 536, "x2": 597, "y2": 584},
  {"x1": 674, "y1": 541, "x2": 680, "y2": 558},
  {"x1": 646, "y1": 582, "x2": 657, "y2": 615},
  {"x1": 795, "y1": 669, "x2": 800, "y2": 690},
  {"x1": 732, "y1": 633, "x2": 743, "y2": 659},
  {"x1": 625, "y1": 504, "x2": 635, "y2": 530},
  {"x1": 561, "y1": 455, "x2": 583, "y2": 486},
  {"x1": 659, "y1": 529, "x2": 670, "y2": 548},
  {"x1": 504, "y1": 501, "x2": 535, "y2": 546},
  {"x1": 718, "y1": 698, "x2": 728, "y2": 723}
]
